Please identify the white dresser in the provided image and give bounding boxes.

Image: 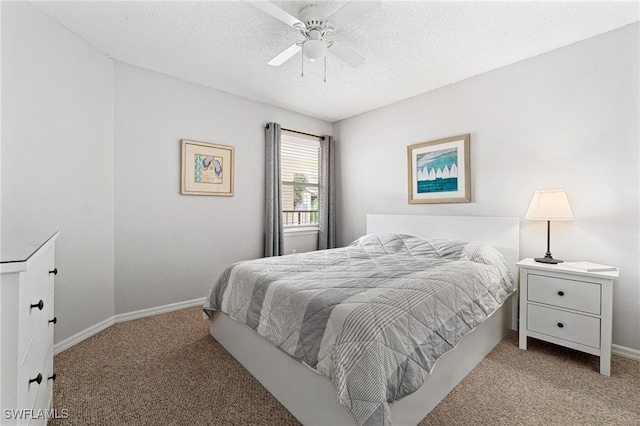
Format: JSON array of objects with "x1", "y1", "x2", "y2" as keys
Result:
[
  {"x1": 517, "y1": 258, "x2": 618, "y2": 376},
  {"x1": 1, "y1": 232, "x2": 59, "y2": 424}
]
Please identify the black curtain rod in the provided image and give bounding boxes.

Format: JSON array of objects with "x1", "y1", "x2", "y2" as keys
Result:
[
  {"x1": 283, "y1": 128, "x2": 325, "y2": 139},
  {"x1": 264, "y1": 123, "x2": 325, "y2": 140}
]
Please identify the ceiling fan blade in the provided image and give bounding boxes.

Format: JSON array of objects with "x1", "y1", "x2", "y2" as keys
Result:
[
  {"x1": 268, "y1": 43, "x2": 302, "y2": 66},
  {"x1": 328, "y1": 41, "x2": 365, "y2": 67},
  {"x1": 327, "y1": 1, "x2": 381, "y2": 30},
  {"x1": 245, "y1": 1, "x2": 303, "y2": 28}
]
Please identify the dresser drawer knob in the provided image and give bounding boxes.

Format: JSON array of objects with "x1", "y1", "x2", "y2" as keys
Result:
[
  {"x1": 29, "y1": 373, "x2": 43, "y2": 385},
  {"x1": 557, "y1": 291, "x2": 565, "y2": 296},
  {"x1": 48, "y1": 373, "x2": 57, "y2": 381},
  {"x1": 30, "y1": 300, "x2": 44, "y2": 310},
  {"x1": 49, "y1": 317, "x2": 57, "y2": 325},
  {"x1": 557, "y1": 322, "x2": 564, "y2": 328},
  {"x1": 49, "y1": 268, "x2": 58, "y2": 275}
]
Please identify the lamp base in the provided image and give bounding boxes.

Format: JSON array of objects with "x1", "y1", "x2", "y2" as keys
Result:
[{"x1": 534, "y1": 256, "x2": 563, "y2": 264}]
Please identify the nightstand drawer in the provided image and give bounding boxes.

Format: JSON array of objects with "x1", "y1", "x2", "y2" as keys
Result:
[
  {"x1": 528, "y1": 274, "x2": 601, "y2": 314},
  {"x1": 527, "y1": 304, "x2": 600, "y2": 348}
]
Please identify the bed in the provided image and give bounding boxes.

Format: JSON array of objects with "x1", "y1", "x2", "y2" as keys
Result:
[{"x1": 204, "y1": 214, "x2": 519, "y2": 425}]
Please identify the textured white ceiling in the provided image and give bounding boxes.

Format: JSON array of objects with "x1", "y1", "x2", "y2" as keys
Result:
[{"x1": 32, "y1": 1, "x2": 639, "y2": 122}]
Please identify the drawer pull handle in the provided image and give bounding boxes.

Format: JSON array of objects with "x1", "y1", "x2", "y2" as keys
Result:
[
  {"x1": 557, "y1": 291, "x2": 565, "y2": 296},
  {"x1": 30, "y1": 300, "x2": 44, "y2": 310},
  {"x1": 29, "y1": 374, "x2": 43, "y2": 385},
  {"x1": 49, "y1": 317, "x2": 58, "y2": 325},
  {"x1": 49, "y1": 268, "x2": 58, "y2": 275},
  {"x1": 557, "y1": 322, "x2": 564, "y2": 328},
  {"x1": 48, "y1": 373, "x2": 57, "y2": 381}
]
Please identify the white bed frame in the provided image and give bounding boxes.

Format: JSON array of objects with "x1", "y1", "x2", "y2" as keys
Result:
[{"x1": 209, "y1": 214, "x2": 519, "y2": 425}]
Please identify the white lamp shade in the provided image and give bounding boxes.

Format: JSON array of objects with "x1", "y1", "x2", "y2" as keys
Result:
[
  {"x1": 303, "y1": 39, "x2": 327, "y2": 61},
  {"x1": 526, "y1": 189, "x2": 574, "y2": 221}
]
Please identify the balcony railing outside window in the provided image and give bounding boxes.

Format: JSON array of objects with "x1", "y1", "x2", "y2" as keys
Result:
[{"x1": 283, "y1": 210, "x2": 319, "y2": 227}]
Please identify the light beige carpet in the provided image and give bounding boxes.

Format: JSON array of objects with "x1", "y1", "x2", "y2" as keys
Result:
[{"x1": 51, "y1": 307, "x2": 639, "y2": 425}]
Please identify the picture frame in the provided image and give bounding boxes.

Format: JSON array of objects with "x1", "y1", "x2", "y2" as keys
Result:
[
  {"x1": 181, "y1": 139, "x2": 234, "y2": 196},
  {"x1": 407, "y1": 134, "x2": 470, "y2": 204}
]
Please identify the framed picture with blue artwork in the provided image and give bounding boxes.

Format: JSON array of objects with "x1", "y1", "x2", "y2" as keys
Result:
[
  {"x1": 407, "y1": 134, "x2": 470, "y2": 204},
  {"x1": 181, "y1": 139, "x2": 234, "y2": 196}
]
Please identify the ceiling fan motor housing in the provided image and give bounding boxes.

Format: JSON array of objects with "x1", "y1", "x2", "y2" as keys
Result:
[{"x1": 299, "y1": 4, "x2": 333, "y2": 32}]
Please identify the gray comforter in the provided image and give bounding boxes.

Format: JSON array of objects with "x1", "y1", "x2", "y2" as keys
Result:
[{"x1": 204, "y1": 233, "x2": 514, "y2": 425}]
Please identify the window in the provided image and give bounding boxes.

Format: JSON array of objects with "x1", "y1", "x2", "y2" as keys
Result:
[{"x1": 281, "y1": 130, "x2": 320, "y2": 228}]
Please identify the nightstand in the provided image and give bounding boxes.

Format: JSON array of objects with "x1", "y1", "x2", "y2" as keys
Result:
[{"x1": 517, "y1": 258, "x2": 618, "y2": 376}]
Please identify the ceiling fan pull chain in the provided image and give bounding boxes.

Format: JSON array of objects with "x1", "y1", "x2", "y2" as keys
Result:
[
  {"x1": 324, "y1": 55, "x2": 327, "y2": 83},
  {"x1": 301, "y1": 42, "x2": 305, "y2": 77}
]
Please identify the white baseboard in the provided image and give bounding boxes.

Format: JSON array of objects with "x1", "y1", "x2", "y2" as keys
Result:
[
  {"x1": 612, "y1": 343, "x2": 640, "y2": 361},
  {"x1": 53, "y1": 297, "x2": 206, "y2": 355},
  {"x1": 54, "y1": 316, "x2": 115, "y2": 355},
  {"x1": 114, "y1": 297, "x2": 206, "y2": 323}
]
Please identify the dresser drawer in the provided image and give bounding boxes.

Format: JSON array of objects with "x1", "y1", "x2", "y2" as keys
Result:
[
  {"x1": 19, "y1": 287, "x2": 55, "y2": 364},
  {"x1": 18, "y1": 248, "x2": 55, "y2": 359},
  {"x1": 21, "y1": 288, "x2": 54, "y2": 364},
  {"x1": 18, "y1": 346, "x2": 51, "y2": 413},
  {"x1": 20, "y1": 245, "x2": 54, "y2": 304},
  {"x1": 527, "y1": 304, "x2": 600, "y2": 348},
  {"x1": 28, "y1": 344, "x2": 54, "y2": 425},
  {"x1": 527, "y1": 273, "x2": 601, "y2": 314},
  {"x1": 18, "y1": 297, "x2": 54, "y2": 410}
]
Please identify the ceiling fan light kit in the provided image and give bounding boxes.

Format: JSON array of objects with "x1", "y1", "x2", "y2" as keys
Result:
[
  {"x1": 248, "y1": 1, "x2": 380, "y2": 81},
  {"x1": 303, "y1": 36, "x2": 327, "y2": 62}
]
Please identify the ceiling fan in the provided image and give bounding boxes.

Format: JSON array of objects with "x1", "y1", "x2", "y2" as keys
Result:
[{"x1": 247, "y1": 1, "x2": 380, "y2": 70}]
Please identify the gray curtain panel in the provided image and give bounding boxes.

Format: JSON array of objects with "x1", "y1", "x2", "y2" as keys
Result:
[
  {"x1": 264, "y1": 122, "x2": 284, "y2": 257},
  {"x1": 319, "y1": 135, "x2": 336, "y2": 250}
]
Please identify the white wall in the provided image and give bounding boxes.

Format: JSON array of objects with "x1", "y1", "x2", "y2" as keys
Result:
[
  {"x1": 333, "y1": 24, "x2": 639, "y2": 350},
  {"x1": 113, "y1": 63, "x2": 331, "y2": 314},
  {"x1": 1, "y1": 2, "x2": 115, "y2": 343},
  {"x1": 283, "y1": 230, "x2": 319, "y2": 254}
]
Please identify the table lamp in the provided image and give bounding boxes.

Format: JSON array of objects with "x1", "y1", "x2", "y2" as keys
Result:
[{"x1": 526, "y1": 189, "x2": 574, "y2": 264}]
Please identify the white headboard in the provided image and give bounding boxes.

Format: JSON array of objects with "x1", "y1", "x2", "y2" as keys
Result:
[{"x1": 366, "y1": 214, "x2": 520, "y2": 281}]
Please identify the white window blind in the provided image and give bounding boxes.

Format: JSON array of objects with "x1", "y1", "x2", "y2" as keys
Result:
[{"x1": 281, "y1": 131, "x2": 320, "y2": 227}]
